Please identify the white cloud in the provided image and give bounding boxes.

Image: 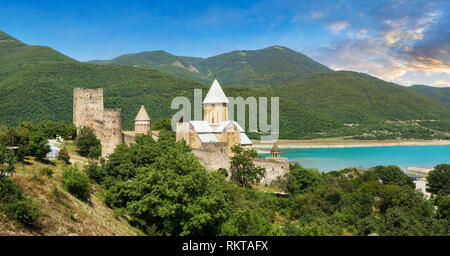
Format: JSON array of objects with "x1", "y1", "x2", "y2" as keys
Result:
[
  {"x1": 326, "y1": 21, "x2": 349, "y2": 34},
  {"x1": 314, "y1": 2, "x2": 449, "y2": 87},
  {"x1": 308, "y1": 10, "x2": 324, "y2": 20},
  {"x1": 432, "y1": 80, "x2": 450, "y2": 87}
]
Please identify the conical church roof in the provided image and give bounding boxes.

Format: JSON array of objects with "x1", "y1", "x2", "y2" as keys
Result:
[
  {"x1": 135, "y1": 105, "x2": 150, "y2": 121},
  {"x1": 271, "y1": 143, "x2": 280, "y2": 153},
  {"x1": 203, "y1": 79, "x2": 229, "y2": 104}
]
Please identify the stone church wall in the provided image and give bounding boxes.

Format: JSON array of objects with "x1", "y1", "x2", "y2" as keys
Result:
[
  {"x1": 192, "y1": 142, "x2": 230, "y2": 171},
  {"x1": 253, "y1": 157, "x2": 290, "y2": 185}
]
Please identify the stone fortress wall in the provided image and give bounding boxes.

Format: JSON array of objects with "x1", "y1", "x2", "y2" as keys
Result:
[
  {"x1": 73, "y1": 88, "x2": 124, "y2": 157},
  {"x1": 101, "y1": 108, "x2": 124, "y2": 156},
  {"x1": 191, "y1": 142, "x2": 230, "y2": 172},
  {"x1": 253, "y1": 157, "x2": 290, "y2": 185}
]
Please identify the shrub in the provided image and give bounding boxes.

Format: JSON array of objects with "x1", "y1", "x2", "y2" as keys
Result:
[
  {"x1": 62, "y1": 165, "x2": 90, "y2": 200},
  {"x1": 217, "y1": 168, "x2": 229, "y2": 177},
  {"x1": 6, "y1": 199, "x2": 41, "y2": 227},
  {"x1": 57, "y1": 148, "x2": 71, "y2": 164},
  {"x1": 0, "y1": 175, "x2": 40, "y2": 227},
  {"x1": 39, "y1": 167, "x2": 54, "y2": 177},
  {"x1": 88, "y1": 145, "x2": 101, "y2": 160},
  {"x1": 427, "y1": 164, "x2": 450, "y2": 195},
  {"x1": 363, "y1": 165, "x2": 414, "y2": 188},
  {"x1": 29, "y1": 131, "x2": 50, "y2": 161},
  {"x1": 0, "y1": 175, "x2": 23, "y2": 202},
  {"x1": 84, "y1": 161, "x2": 104, "y2": 183},
  {"x1": 76, "y1": 127, "x2": 101, "y2": 158},
  {"x1": 290, "y1": 163, "x2": 322, "y2": 194}
]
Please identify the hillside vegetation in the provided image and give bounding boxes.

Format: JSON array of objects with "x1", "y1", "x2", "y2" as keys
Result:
[
  {"x1": 407, "y1": 85, "x2": 450, "y2": 103},
  {"x1": 88, "y1": 45, "x2": 332, "y2": 88},
  {"x1": 0, "y1": 143, "x2": 138, "y2": 236},
  {"x1": 278, "y1": 72, "x2": 450, "y2": 123},
  {"x1": 1, "y1": 30, "x2": 449, "y2": 140},
  {"x1": 88, "y1": 50, "x2": 211, "y2": 84}
]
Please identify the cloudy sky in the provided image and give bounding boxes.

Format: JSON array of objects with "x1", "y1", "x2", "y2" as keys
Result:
[{"x1": 0, "y1": 0, "x2": 448, "y2": 87}]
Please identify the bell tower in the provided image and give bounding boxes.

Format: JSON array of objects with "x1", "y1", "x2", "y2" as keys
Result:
[
  {"x1": 203, "y1": 79, "x2": 229, "y2": 124},
  {"x1": 134, "y1": 105, "x2": 151, "y2": 134}
]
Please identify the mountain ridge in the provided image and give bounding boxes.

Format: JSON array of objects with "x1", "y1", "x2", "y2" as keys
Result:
[
  {"x1": 1, "y1": 30, "x2": 449, "y2": 140},
  {"x1": 407, "y1": 84, "x2": 450, "y2": 103},
  {"x1": 87, "y1": 45, "x2": 332, "y2": 88}
]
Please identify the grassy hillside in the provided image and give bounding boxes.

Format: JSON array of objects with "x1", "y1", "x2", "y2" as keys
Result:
[
  {"x1": 407, "y1": 85, "x2": 450, "y2": 103},
  {"x1": 0, "y1": 141, "x2": 138, "y2": 236}
]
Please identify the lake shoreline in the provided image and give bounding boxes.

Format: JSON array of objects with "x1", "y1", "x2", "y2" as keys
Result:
[{"x1": 252, "y1": 139, "x2": 450, "y2": 149}]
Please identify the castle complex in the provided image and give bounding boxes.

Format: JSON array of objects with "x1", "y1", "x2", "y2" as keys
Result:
[
  {"x1": 73, "y1": 88, "x2": 157, "y2": 157},
  {"x1": 73, "y1": 80, "x2": 288, "y2": 185}
]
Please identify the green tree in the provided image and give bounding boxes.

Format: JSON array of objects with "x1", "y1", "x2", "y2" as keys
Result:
[
  {"x1": 290, "y1": 163, "x2": 322, "y2": 194},
  {"x1": 435, "y1": 196, "x2": 450, "y2": 221},
  {"x1": 219, "y1": 208, "x2": 273, "y2": 236},
  {"x1": 102, "y1": 131, "x2": 230, "y2": 236},
  {"x1": 62, "y1": 165, "x2": 90, "y2": 200},
  {"x1": 229, "y1": 145, "x2": 266, "y2": 188},
  {"x1": 0, "y1": 145, "x2": 16, "y2": 177},
  {"x1": 427, "y1": 164, "x2": 450, "y2": 195},
  {"x1": 363, "y1": 165, "x2": 414, "y2": 188},
  {"x1": 88, "y1": 144, "x2": 101, "y2": 160},
  {"x1": 76, "y1": 126, "x2": 101, "y2": 158},
  {"x1": 151, "y1": 118, "x2": 173, "y2": 131},
  {"x1": 29, "y1": 131, "x2": 50, "y2": 161},
  {"x1": 57, "y1": 147, "x2": 71, "y2": 164}
]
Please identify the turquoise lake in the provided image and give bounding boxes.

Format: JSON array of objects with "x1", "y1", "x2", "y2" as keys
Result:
[{"x1": 259, "y1": 145, "x2": 450, "y2": 172}]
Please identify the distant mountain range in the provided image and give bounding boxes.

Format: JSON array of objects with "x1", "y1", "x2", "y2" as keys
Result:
[
  {"x1": 87, "y1": 46, "x2": 332, "y2": 88},
  {"x1": 1, "y1": 30, "x2": 449, "y2": 139}
]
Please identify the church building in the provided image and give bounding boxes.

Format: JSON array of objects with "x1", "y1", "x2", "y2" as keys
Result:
[{"x1": 176, "y1": 79, "x2": 252, "y2": 155}]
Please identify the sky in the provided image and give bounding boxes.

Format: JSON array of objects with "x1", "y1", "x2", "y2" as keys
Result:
[{"x1": 0, "y1": 0, "x2": 449, "y2": 87}]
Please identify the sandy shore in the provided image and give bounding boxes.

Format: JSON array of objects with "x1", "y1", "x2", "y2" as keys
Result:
[
  {"x1": 405, "y1": 166, "x2": 434, "y2": 174},
  {"x1": 252, "y1": 139, "x2": 450, "y2": 149}
]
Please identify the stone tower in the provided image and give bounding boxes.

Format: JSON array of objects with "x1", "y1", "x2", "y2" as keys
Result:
[
  {"x1": 101, "y1": 109, "x2": 123, "y2": 156},
  {"x1": 134, "y1": 105, "x2": 151, "y2": 134},
  {"x1": 271, "y1": 143, "x2": 280, "y2": 158},
  {"x1": 73, "y1": 88, "x2": 104, "y2": 133},
  {"x1": 73, "y1": 88, "x2": 123, "y2": 157},
  {"x1": 203, "y1": 79, "x2": 229, "y2": 124}
]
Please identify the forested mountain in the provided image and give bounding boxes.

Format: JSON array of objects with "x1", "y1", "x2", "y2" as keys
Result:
[
  {"x1": 278, "y1": 72, "x2": 450, "y2": 123},
  {"x1": 1, "y1": 30, "x2": 449, "y2": 139},
  {"x1": 407, "y1": 85, "x2": 450, "y2": 103},
  {"x1": 195, "y1": 46, "x2": 332, "y2": 88},
  {"x1": 0, "y1": 31, "x2": 75, "y2": 82},
  {"x1": 87, "y1": 45, "x2": 332, "y2": 88},
  {"x1": 88, "y1": 51, "x2": 211, "y2": 84}
]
